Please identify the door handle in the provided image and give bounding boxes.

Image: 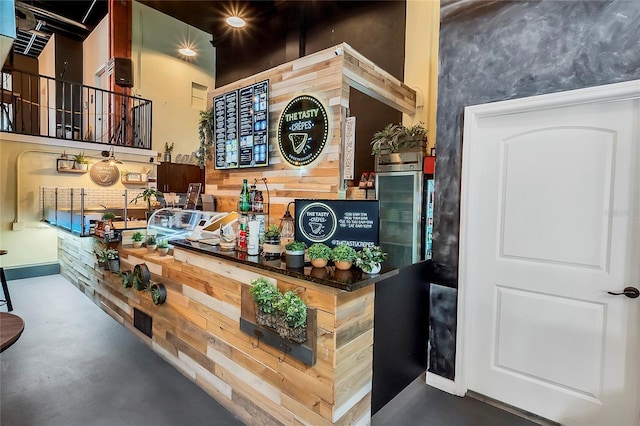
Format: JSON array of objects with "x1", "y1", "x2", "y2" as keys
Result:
[{"x1": 607, "y1": 287, "x2": 640, "y2": 299}]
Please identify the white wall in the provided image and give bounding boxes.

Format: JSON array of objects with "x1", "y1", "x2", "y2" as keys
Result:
[
  {"x1": 83, "y1": 15, "x2": 109, "y2": 89},
  {"x1": 132, "y1": 1, "x2": 215, "y2": 158}
]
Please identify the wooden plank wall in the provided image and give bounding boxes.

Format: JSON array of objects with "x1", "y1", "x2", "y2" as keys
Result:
[
  {"x1": 60, "y1": 232, "x2": 377, "y2": 425},
  {"x1": 205, "y1": 43, "x2": 416, "y2": 220}
]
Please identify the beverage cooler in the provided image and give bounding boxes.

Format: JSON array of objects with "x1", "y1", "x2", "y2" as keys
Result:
[{"x1": 375, "y1": 151, "x2": 423, "y2": 269}]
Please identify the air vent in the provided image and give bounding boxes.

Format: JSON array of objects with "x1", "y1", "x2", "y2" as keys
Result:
[{"x1": 133, "y1": 308, "x2": 152, "y2": 338}]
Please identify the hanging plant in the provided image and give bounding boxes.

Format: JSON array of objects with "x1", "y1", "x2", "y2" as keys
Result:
[{"x1": 197, "y1": 107, "x2": 214, "y2": 168}]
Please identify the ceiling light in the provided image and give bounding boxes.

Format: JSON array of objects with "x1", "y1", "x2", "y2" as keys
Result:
[
  {"x1": 226, "y1": 16, "x2": 246, "y2": 28},
  {"x1": 101, "y1": 148, "x2": 122, "y2": 165},
  {"x1": 179, "y1": 47, "x2": 196, "y2": 57}
]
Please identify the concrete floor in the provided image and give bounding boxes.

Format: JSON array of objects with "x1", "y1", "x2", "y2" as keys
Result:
[{"x1": 1, "y1": 275, "x2": 540, "y2": 425}]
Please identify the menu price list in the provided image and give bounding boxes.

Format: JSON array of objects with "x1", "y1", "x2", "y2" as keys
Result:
[{"x1": 215, "y1": 80, "x2": 269, "y2": 170}]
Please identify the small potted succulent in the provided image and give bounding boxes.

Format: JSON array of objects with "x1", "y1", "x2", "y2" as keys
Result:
[
  {"x1": 157, "y1": 239, "x2": 170, "y2": 256},
  {"x1": 131, "y1": 231, "x2": 144, "y2": 248},
  {"x1": 330, "y1": 244, "x2": 357, "y2": 271},
  {"x1": 146, "y1": 235, "x2": 157, "y2": 252},
  {"x1": 105, "y1": 248, "x2": 120, "y2": 273},
  {"x1": 285, "y1": 241, "x2": 307, "y2": 269},
  {"x1": 307, "y1": 243, "x2": 331, "y2": 268},
  {"x1": 262, "y1": 224, "x2": 281, "y2": 258},
  {"x1": 355, "y1": 245, "x2": 387, "y2": 274},
  {"x1": 73, "y1": 151, "x2": 89, "y2": 170}
]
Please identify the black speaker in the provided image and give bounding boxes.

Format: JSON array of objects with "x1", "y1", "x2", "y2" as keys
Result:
[{"x1": 114, "y1": 57, "x2": 133, "y2": 88}]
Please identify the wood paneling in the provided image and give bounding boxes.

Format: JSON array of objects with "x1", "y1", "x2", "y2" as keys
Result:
[
  {"x1": 205, "y1": 43, "x2": 416, "y2": 221},
  {"x1": 61, "y1": 233, "x2": 377, "y2": 425}
]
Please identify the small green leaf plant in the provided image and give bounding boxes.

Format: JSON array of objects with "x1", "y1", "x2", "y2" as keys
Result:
[
  {"x1": 307, "y1": 243, "x2": 331, "y2": 260},
  {"x1": 277, "y1": 290, "x2": 307, "y2": 328},
  {"x1": 249, "y1": 278, "x2": 282, "y2": 315},
  {"x1": 330, "y1": 244, "x2": 357, "y2": 263},
  {"x1": 285, "y1": 241, "x2": 307, "y2": 252},
  {"x1": 132, "y1": 231, "x2": 144, "y2": 242}
]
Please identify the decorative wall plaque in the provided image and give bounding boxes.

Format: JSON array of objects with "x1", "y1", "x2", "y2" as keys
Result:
[
  {"x1": 277, "y1": 95, "x2": 330, "y2": 167},
  {"x1": 90, "y1": 162, "x2": 120, "y2": 186}
]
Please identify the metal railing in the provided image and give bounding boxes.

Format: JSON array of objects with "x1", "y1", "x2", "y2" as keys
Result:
[{"x1": 1, "y1": 69, "x2": 152, "y2": 149}]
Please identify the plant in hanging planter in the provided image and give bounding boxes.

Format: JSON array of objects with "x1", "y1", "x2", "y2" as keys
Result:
[
  {"x1": 120, "y1": 270, "x2": 133, "y2": 289},
  {"x1": 274, "y1": 290, "x2": 307, "y2": 343},
  {"x1": 197, "y1": 107, "x2": 214, "y2": 168},
  {"x1": 285, "y1": 241, "x2": 307, "y2": 269},
  {"x1": 105, "y1": 248, "x2": 120, "y2": 273},
  {"x1": 370, "y1": 122, "x2": 427, "y2": 155},
  {"x1": 94, "y1": 243, "x2": 108, "y2": 269},
  {"x1": 330, "y1": 244, "x2": 357, "y2": 271},
  {"x1": 150, "y1": 283, "x2": 167, "y2": 305},
  {"x1": 157, "y1": 239, "x2": 170, "y2": 256},
  {"x1": 249, "y1": 277, "x2": 282, "y2": 328},
  {"x1": 131, "y1": 231, "x2": 144, "y2": 248},
  {"x1": 262, "y1": 225, "x2": 281, "y2": 258},
  {"x1": 355, "y1": 245, "x2": 387, "y2": 274},
  {"x1": 307, "y1": 243, "x2": 332, "y2": 268}
]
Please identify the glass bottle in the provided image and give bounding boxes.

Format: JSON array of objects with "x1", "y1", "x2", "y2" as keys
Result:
[
  {"x1": 254, "y1": 191, "x2": 263, "y2": 213},
  {"x1": 249, "y1": 181, "x2": 257, "y2": 212},
  {"x1": 240, "y1": 179, "x2": 250, "y2": 212}
]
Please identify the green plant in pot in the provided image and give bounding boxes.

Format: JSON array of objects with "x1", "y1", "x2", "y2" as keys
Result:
[
  {"x1": 370, "y1": 122, "x2": 427, "y2": 155},
  {"x1": 94, "y1": 243, "x2": 108, "y2": 269},
  {"x1": 131, "y1": 231, "x2": 144, "y2": 248},
  {"x1": 73, "y1": 151, "x2": 90, "y2": 170},
  {"x1": 274, "y1": 290, "x2": 307, "y2": 343},
  {"x1": 355, "y1": 245, "x2": 387, "y2": 274},
  {"x1": 105, "y1": 248, "x2": 120, "y2": 273},
  {"x1": 157, "y1": 239, "x2": 170, "y2": 256},
  {"x1": 150, "y1": 283, "x2": 167, "y2": 305},
  {"x1": 330, "y1": 244, "x2": 357, "y2": 271},
  {"x1": 263, "y1": 224, "x2": 281, "y2": 258},
  {"x1": 308, "y1": 243, "x2": 331, "y2": 268},
  {"x1": 164, "y1": 142, "x2": 174, "y2": 163},
  {"x1": 197, "y1": 107, "x2": 214, "y2": 168},
  {"x1": 249, "y1": 277, "x2": 282, "y2": 328},
  {"x1": 130, "y1": 188, "x2": 164, "y2": 219},
  {"x1": 285, "y1": 241, "x2": 307, "y2": 269},
  {"x1": 146, "y1": 235, "x2": 157, "y2": 252}
]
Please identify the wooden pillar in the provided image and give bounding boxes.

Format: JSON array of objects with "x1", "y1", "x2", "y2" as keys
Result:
[{"x1": 108, "y1": 0, "x2": 132, "y2": 145}]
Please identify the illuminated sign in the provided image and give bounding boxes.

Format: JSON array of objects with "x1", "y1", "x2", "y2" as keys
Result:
[{"x1": 277, "y1": 95, "x2": 329, "y2": 167}]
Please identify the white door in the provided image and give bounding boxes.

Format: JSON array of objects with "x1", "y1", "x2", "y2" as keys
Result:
[{"x1": 459, "y1": 81, "x2": 640, "y2": 425}]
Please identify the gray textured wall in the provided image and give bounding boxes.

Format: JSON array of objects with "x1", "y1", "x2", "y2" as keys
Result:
[{"x1": 428, "y1": 0, "x2": 640, "y2": 379}]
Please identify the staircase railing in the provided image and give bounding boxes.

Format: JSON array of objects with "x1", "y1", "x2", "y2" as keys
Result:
[{"x1": 1, "y1": 68, "x2": 152, "y2": 149}]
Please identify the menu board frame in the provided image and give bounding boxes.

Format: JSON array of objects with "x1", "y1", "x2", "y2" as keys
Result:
[
  {"x1": 214, "y1": 79, "x2": 269, "y2": 170},
  {"x1": 294, "y1": 199, "x2": 379, "y2": 249}
]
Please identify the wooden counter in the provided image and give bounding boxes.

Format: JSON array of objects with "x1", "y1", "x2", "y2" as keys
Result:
[{"x1": 78, "y1": 241, "x2": 396, "y2": 425}]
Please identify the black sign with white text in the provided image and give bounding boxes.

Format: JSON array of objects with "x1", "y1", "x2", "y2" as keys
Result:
[
  {"x1": 294, "y1": 199, "x2": 379, "y2": 249},
  {"x1": 277, "y1": 95, "x2": 329, "y2": 167}
]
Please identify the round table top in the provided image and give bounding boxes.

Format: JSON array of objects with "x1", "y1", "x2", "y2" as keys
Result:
[{"x1": 0, "y1": 312, "x2": 24, "y2": 352}]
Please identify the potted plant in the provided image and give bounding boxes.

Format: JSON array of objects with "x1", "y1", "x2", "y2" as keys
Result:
[
  {"x1": 146, "y1": 235, "x2": 157, "y2": 252},
  {"x1": 331, "y1": 244, "x2": 357, "y2": 270},
  {"x1": 120, "y1": 270, "x2": 133, "y2": 289},
  {"x1": 197, "y1": 107, "x2": 214, "y2": 168},
  {"x1": 105, "y1": 248, "x2": 120, "y2": 273},
  {"x1": 164, "y1": 142, "x2": 174, "y2": 163},
  {"x1": 249, "y1": 277, "x2": 282, "y2": 328},
  {"x1": 355, "y1": 245, "x2": 387, "y2": 274},
  {"x1": 275, "y1": 290, "x2": 307, "y2": 343},
  {"x1": 130, "y1": 188, "x2": 164, "y2": 219},
  {"x1": 102, "y1": 212, "x2": 115, "y2": 232},
  {"x1": 131, "y1": 231, "x2": 144, "y2": 248},
  {"x1": 73, "y1": 151, "x2": 90, "y2": 170},
  {"x1": 307, "y1": 243, "x2": 331, "y2": 268},
  {"x1": 285, "y1": 241, "x2": 307, "y2": 269},
  {"x1": 263, "y1": 225, "x2": 281, "y2": 258},
  {"x1": 94, "y1": 244, "x2": 108, "y2": 269},
  {"x1": 150, "y1": 283, "x2": 167, "y2": 305},
  {"x1": 370, "y1": 122, "x2": 427, "y2": 155},
  {"x1": 157, "y1": 239, "x2": 170, "y2": 256}
]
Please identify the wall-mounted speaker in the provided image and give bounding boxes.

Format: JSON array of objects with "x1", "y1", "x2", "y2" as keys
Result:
[{"x1": 114, "y1": 57, "x2": 133, "y2": 88}]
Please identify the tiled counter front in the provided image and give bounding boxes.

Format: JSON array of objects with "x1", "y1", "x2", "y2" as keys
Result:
[{"x1": 62, "y1": 234, "x2": 376, "y2": 425}]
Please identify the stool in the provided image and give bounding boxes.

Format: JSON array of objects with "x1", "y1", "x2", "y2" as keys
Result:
[{"x1": 0, "y1": 250, "x2": 13, "y2": 312}]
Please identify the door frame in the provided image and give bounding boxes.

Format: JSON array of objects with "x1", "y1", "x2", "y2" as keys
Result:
[{"x1": 455, "y1": 79, "x2": 640, "y2": 398}]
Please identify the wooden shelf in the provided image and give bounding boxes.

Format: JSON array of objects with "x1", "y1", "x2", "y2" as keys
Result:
[{"x1": 56, "y1": 159, "x2": 87, "y2": 173}]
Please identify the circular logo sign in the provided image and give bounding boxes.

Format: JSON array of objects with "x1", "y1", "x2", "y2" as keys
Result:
[
  {"x1": 298, "y1": 202, "x2": 337, "y2": 243},
  {"x1": 90, "y1": 163, "x2": 120, "y2": 186},
  {"x1": 277, "y1": 95, "x2": 329, "y2": 167}
]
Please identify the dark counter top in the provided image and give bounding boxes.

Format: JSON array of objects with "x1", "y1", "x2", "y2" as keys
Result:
[{"x1": 171, "y1": 239, "x2": 398, "y2": 292}]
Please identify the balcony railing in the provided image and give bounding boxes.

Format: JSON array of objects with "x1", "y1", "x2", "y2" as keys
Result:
[{"x1": 1, "y1": 69, "x2": 152, "y2": 149}]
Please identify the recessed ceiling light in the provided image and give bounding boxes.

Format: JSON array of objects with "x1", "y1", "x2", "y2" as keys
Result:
[
  {"x1": 226, "y1": 15, "x2": 246, "y2": 28},
  {"x1": 179, "y1": 47, "x2": 196, "y2": 57}
]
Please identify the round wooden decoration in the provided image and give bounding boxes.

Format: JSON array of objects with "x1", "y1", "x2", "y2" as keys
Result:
[{"x1": 90, "y1": 162, "x2": 120, "y2": 186}]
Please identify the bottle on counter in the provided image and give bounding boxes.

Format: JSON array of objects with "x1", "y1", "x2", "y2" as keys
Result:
[
  {"x1": 237, "y1": 215, "x2": 248, "y2": 252},
  {"x1": 249, "y1": 181, "x2": 257, "y2": 212},
  {"x1": 240, "y1": 179, "x2": 250, "y2": 212},
  {"x1": 253, "y1": 190, "x2": 263, "y2": 213}
]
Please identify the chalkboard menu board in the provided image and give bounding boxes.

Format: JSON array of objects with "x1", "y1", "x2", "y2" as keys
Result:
[
  {"x1": 295, "y1": 199, "x2": 379, "y2": 249},
  {"x1": 214, "y1": 79, "x2": 269, "y2": 169}
]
